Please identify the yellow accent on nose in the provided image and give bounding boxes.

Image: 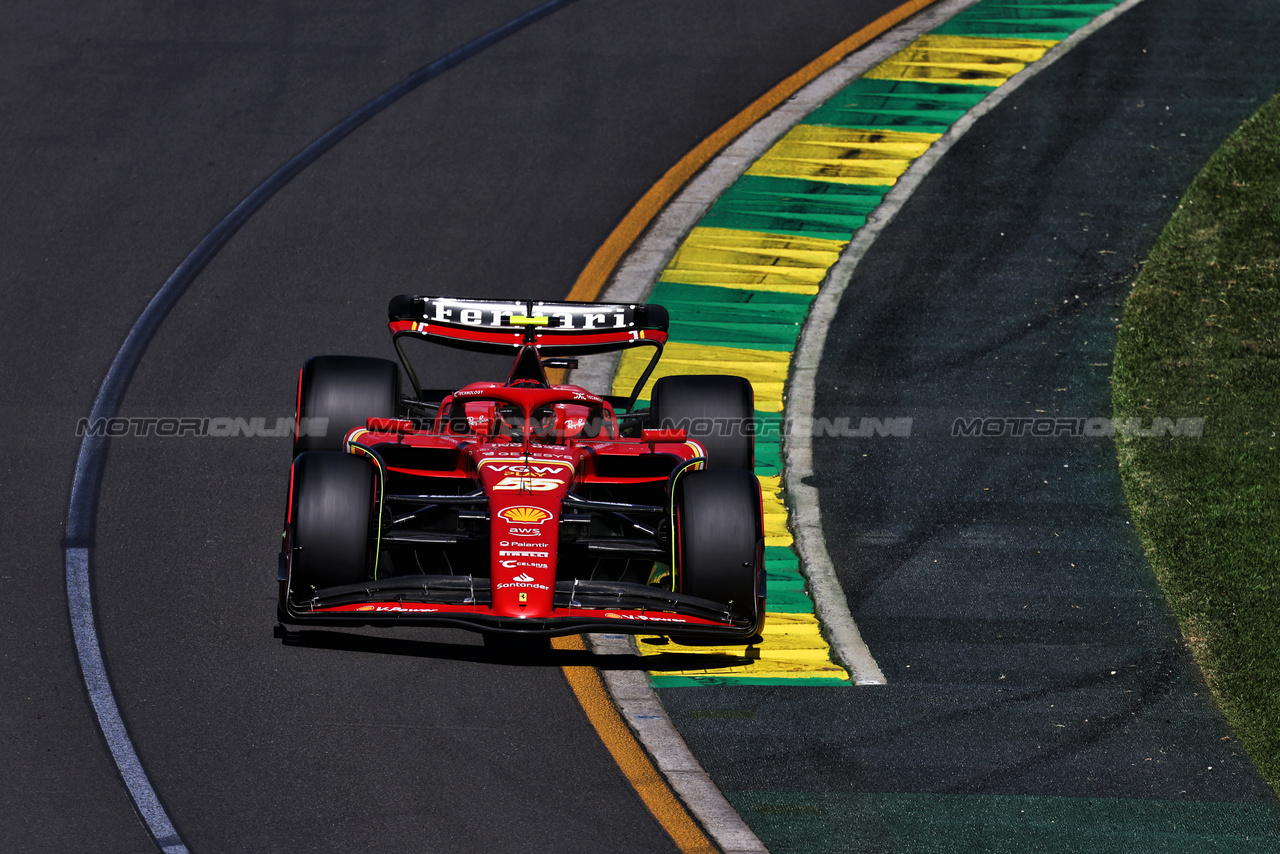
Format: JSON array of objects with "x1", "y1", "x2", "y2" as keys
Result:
[
  {"x1": 510, "y1": 315, "x2": 550, "y2": 326},
  {"x1": 519, "y1": 592, "x2": 528, "y2": 603}
]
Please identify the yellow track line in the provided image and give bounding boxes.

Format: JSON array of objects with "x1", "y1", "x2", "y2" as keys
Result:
[
  {"x1": 553, "y1": 635, "x2": 718, "y2": 853},
  {"x1": 564, "y1": 0, "x2": 944, "y2": 303}
]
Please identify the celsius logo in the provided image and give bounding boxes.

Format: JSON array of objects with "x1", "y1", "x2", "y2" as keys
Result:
[{"x1": 498, "y1": 506, "x2": 551, "y2": 524}]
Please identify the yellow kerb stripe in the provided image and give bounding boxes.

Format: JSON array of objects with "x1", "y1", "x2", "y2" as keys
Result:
[
  {"x1": 659, "y1": 227, "x2": 848, "y2": 294},
  {"x1": 639, "y1": 612, "x2": 850, "y2": 679},
  {"x1": 865, "y1": 34, "x2": 1054, "y2": 87},
  {"x1": 746, "y1": 126, "x2": 941, "y2": 186},
  {"x1": 759, "y1": 475, "x2": 791, "y2": 547}
]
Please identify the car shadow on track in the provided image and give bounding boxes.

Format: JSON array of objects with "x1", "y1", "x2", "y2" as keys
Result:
[{"x1": 274, "y1": 626, "x2": 748, "y2": 671}]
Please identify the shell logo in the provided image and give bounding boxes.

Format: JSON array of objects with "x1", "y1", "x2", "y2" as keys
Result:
[{"x1": 498, "y1": 506, "x2": 552, "y2": 524}]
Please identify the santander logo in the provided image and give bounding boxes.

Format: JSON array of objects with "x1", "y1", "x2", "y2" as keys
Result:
[{"x1": 513, "y1": 573, "x2": 535, "y2": 583}]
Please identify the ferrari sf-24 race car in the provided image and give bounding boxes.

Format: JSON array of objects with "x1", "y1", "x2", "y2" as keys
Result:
[{"x1": 278, "y1": 296, "x2": 765, "y2": 641}]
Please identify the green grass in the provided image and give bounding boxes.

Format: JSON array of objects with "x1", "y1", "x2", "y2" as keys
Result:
[{"x1": 1113, "y1": 93, "x2": 1280, "y2": 793}]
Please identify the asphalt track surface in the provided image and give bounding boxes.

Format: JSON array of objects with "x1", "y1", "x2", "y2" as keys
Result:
[
  {"x1": 0, "y1": 2, "x2": 905, "y2": 851},
  {"x1": 661, "y1": 0, "x2": 1280, "y2": 850}
]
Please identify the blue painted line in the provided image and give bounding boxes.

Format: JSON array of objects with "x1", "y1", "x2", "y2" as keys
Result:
[{"x1": 61, "y1": 2, "x2": 579, "y2": 850}]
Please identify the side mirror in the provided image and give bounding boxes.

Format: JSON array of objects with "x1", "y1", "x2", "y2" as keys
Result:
[{"x1": 641, "y1": 428, "x2": 688, "y2": 443}]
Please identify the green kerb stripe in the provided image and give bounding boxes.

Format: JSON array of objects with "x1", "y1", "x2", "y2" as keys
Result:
[
  {"x1": 767, "y1": 546, "x2": 812, "y2": 614},
  {"x1": 698, "y1": 176, "x2": 890, "y2": 241},
  {"x1": 753, "y1": 409, "x2": 785, "y2": 478},
  {"x1": 934, "y1": 1, "x2": 1123, "y2": 40},
  {"x1": 654, "y1": 280, "x2": 813, "y2": 351},
  {"x1": 804, "y1": 79, "x2": 995, "y2": 134}
]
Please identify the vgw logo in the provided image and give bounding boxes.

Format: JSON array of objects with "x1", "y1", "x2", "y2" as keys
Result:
[{"x1": 481, "y1": 460, "x2": 573, "y2": 475}]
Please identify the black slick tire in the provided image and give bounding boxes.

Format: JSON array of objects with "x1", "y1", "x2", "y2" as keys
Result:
[
  {"x1": 674, "y1": 468, "x2": 763, "y2": 620},
  {"x1": 294, "y1": 355, "x2": 399, "y2": 456},
  {"x1": 650, "y1": 374, "x2": 753, "y2": 469},
  {"x1": 288, "y1": 451, "x2": 376, "y2": 594}
]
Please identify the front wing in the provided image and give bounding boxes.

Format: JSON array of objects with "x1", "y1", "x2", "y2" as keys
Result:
[{"x1": 279, "y1": 574, "x2": 762, "y2": 639}]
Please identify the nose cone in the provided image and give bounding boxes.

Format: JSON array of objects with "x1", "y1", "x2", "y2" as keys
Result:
[{"x1": 477, "y1": 457, "x2": 573, "y2": 617}]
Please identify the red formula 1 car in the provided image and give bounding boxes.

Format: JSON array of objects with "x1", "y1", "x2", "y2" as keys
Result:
[{"x1": 277, "y1": 296, "x2": 765, "y2": 641}]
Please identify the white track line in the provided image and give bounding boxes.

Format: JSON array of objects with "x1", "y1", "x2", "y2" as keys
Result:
[{"x1": 66, "y1": 547, "x2": 188, "y2": 854}]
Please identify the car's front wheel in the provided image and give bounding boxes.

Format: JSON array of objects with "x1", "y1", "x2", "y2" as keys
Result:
[
  {"x1": 650, "y1": 374, "x2": 754, "y2": 469},
  {"x1": 293, "y1": 355, "x2": 399, "y2": 456},
  {"x1": 287, "y1": 450, "x2": 377, "y2": 596},
  {"x1": 673, "y1": 468, "x2": 763, "y2": 621}
]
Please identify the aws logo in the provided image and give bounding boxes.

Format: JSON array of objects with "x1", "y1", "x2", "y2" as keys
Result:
[{"x1": 498, "y1": 506, "x2": 551, "y2": 524}]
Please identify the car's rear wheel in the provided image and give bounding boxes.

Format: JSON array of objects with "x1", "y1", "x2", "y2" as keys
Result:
[
  {"x1": 650, "y1": 374, "x2": 753, "y2": 469},
  {"x1": 674, "y1": 468, "x2": 763, "y2": 620},
  {"x1": 294, "y1": 355, "x2": 399, "y2": 456},
  {"x1": 288, "y1": 451, "x2": 377, "y2": 595}
]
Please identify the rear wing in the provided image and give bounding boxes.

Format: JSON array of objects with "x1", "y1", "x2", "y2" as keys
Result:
[
  {"x1": 387, "y1": 296, "x2": 669, "y2": 409},
  {"x1": 388, "y1": 296, "x2": 668, "y2": 352}
]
